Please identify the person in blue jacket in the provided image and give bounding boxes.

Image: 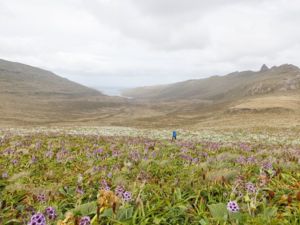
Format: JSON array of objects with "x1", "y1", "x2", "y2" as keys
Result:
[{"x1": 172, "y1": 130, "x2": 177, "y2": 141}]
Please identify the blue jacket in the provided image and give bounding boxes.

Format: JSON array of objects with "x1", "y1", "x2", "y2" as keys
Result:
[{"x1": 172, "y1": 131, "x2": 177, "y2": 137}]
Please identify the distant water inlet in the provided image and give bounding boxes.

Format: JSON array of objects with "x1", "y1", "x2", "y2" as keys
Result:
[{"x1": 93, "y1": 86, "x2": 125, "y2": 97}]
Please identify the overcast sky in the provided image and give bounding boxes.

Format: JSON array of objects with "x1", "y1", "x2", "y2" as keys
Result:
[{"x1": 1, "y1": 0, "x2": 300, "y2": 88}]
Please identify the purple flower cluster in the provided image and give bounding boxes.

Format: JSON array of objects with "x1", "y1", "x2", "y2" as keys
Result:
[
  {"x1": 107, "y1": 172, "x2": 112, "y2": 178},
  {"x1": 56, "y1": 149, "x2": 69, "y2": 162},
  {"x1": 30, "y1": 155, "x2": 37, "y2": 164},
  {"x1": 45, "y1": 207, "x2": 57, "y2": 220},
  {"x1": 207, "y1": 142, "x2": 221, "y2": 151},
  {"x1": 130, "y1": 151, "x2": 141, "y2": 162},
  {"x1": 12, "y1": 159, "x2": 18, "y2": 165},
  {"x1": 239, "y1": 143, "x2": 252, "y2": 152},
  {"x1": 2, "y1": 171, "x2": 8, "y2": 178},
  {"x1": 151, "y1": 151, "x2": 157, "y2": 158},
  {"x1": 261, "y1": 161, "x2": 276, "y2": 177},
  {"x1": 115, "y1": 185, "x2": 125, "y2": 198},
  {"x1": 247, "y1": 156, "x2": 256, "y2": 164},
  {"x1": 201, "y1": 152, "x2": 208, "y2": 158},
  {"x1": 236, "y1": 156, "x2": 246, "y2": 164},
  {"x1": 28, "y1": 213, "x2": 46, "y2": 225},
  {"x1": 227, "y1": 201, "x2": 239, "y2": 213},
  {"x1": 45, "y1": 150, "x2": 53, "y2": 158},
  {"x1": 35, "y1": 141, "x2": 41, "y2": 150},
  {"x1": 93, "y1": 165, "x2": 106, "y2": 172},
  {"x1": 123, "y1": 191, "x2": 132, "y2": 202},
  {"x1": 76, "y1": 186, "x2": 84, "y2": 195},
  {"x1": 180, "y1": 148, "x2": 188, "y2": 153},
  {"x1": 236, "y1": 156, "x2": 256, "y2": 165},
  {"x1": 192, "y1": 157, "x2": 199, "y2": 164},
  {"x1": 112, "y1": 150, "x2": 120, "y2": 157},
  {"x1": 180, "y1": 154, "x2": 193, "y2": 162},
  {"x1": 178, "y1": 141, "x2": 195, "y2": 149},
  {"x1": 245, "y1": 182, "x2": 256, "y2": 193},
  {"x1": 94, "y1": 148, "x2": 104, "y2": 156},
  {"x1": 114, "y1": 185, "x2": 132, "y2": 202},
  {"x1": 79, "y1": 216, "x2": 91, "y2": 225},
  {"x1": 37, "y1": 194, "x2": 47, "y2": 203},
  {"x1": 100, "y1": 179, "x2": 110, "y2": 190},
  {"x1": 262, "y1": 161, "x2": 273, "y2": 170}
]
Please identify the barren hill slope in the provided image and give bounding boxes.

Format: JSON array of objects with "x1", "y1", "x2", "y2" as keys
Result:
[
  {"x1": 123, "y1": 64, "x2": 300, "y2": 102},
  {"x1": 0, "y1": 59, "x2": 125, "y2": 125},
  {"x1": 0, "y1": 59, "x2": 102, "y2": 96}
]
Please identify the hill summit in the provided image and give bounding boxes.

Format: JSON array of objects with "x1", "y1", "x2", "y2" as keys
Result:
[{"x1": 260, "y1": 64, "x2": 269, "y2": 72}]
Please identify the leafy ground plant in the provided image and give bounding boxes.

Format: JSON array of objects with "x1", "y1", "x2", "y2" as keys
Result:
[{"x1": 0, "y1": 128, "x2": 299, "y2": 224}]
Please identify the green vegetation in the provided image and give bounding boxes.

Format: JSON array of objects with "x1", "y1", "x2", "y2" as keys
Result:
[{"x1": 0, "y1": 128, "x2": 299, "y2": 224}]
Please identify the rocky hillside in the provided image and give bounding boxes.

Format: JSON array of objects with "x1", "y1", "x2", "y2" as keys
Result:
[{"x1": 123, "y1": 64, "x2": 300, "y2": 102}]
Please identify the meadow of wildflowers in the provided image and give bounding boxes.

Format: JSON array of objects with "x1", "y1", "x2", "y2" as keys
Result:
[{"x1": 0, "y1": 127, "x2": 299, "y2": 224}]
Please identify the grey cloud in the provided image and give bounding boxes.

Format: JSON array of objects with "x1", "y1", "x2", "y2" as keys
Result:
[{"x1": 0, "y1": 0, "x2": 300, "y2": 88}]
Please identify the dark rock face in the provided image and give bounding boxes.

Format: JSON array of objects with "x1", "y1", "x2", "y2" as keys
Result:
[{"x1": 260, "y1": 64, "x2": 269, "y2": 72}]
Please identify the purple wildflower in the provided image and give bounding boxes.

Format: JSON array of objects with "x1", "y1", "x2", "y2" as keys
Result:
[
  {"x1": 94, "y1": 148, "x2": 104, "y2": 156},
  {"x1": 151, "y1": 151, "x2": 157, "y2": 158},
  {"x1": 2, "y1": 172, "x2": 8, "y2": 178},
  {"x1": 45, "y1": 150, "x2": 53, "y2": 158},
  {"x1": 262, "y1": 162, "x2": 273, "y2": 170},
  {"x1": 192, "y1": 158, "x2": 199, "y2": 164},
  {"x1": 93, "y1": 166, "x2": 102, "y2": 172},
  {"x1": 4, "y1": 148, "x2": 13, "y2": 155},
  {"x1": 227, "y1": 201, "x2": 239, "y2": 213},
  {"x1": 37, "y1": 194, "x2": 47, "y2": 203},
  {"x1": 180, "y1": 154, "x2": 193, "y2": 162},
  {"x1": 28, "y1": 212, "x2": 46, "y2": 225},
  {"x1": 130, "y1": 151, "x2": 140, "y2": 162},
  {"x1": 115, "y1": 185, "x2": 125, "y2": 198},
  {"x1": 247, "y1": 156, "x2": 256, "y2": 164},
  {"x1": 245, "y1": 182, "x2": 256, "y2": 193},
  {"x1": 112, "y1": 150, "x2": 120, "y2": 157},
  {"x1": 208, "y1": 142, "x2": 220, "y2": 151},
  {"x1": 45, "y1": 207, "x2": 57, "y2": 220},
  {"x1": 236, "y1": 156, "x2": 246, "y2": 164},
  {"x1": 240, "y1": 143, "x2": 252, "y2": 152},
  {"x1": 122, "y1": 191, "x2": 132, "y2": 202},
  {"x1": 181, "y1": 148, "x2": 188, "y2": 153},
  {"x1": 201, "y1": 152, "x2": 208, "y2": 158},
  {"x1": 12, "y1": 159, "x2": 18, "y2": 165},
  {"x1": 30, "y1": 156, "x2": 37, "y2": 164},
  {"x1": 100, "y1": 179, "x2": 110, "y2": 190},
  {"x1": 79, "y1": 216, "x2": 91, "y2": 225},
  {"x1": 35, "y1": 141, "x2": 41, "y2": 150},
  {"x1": 76, "y1": 186, "x2": 84, "y2": 195}
]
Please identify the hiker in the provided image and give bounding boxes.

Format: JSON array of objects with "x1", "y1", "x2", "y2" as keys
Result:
[{"x1": 172, "y1": 130, "x2": 177, "y2": 141}]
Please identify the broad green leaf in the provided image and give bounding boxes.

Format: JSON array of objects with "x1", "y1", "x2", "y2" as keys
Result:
[
  {"x1": 100, "y1": 208, "x2": 114, "y2": 218},
  {"x1": 229, "y1": 212, "x2": 247, "y2": 224},
  {"x1": 208, "y1": 203, "x2": 228, "y2": 221},
  {"x1": 72, "y1": 201, "x2": 97, "y2": 216},
  {"x1": 116, "y1": 207, "x2": 134, "y2": 221},
  {"x1": 263, "y1": 207, "x2": 277, "y2": 219},
  {"x1": 199, "y1": 218, "x2": 207, "y2": 225}
]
